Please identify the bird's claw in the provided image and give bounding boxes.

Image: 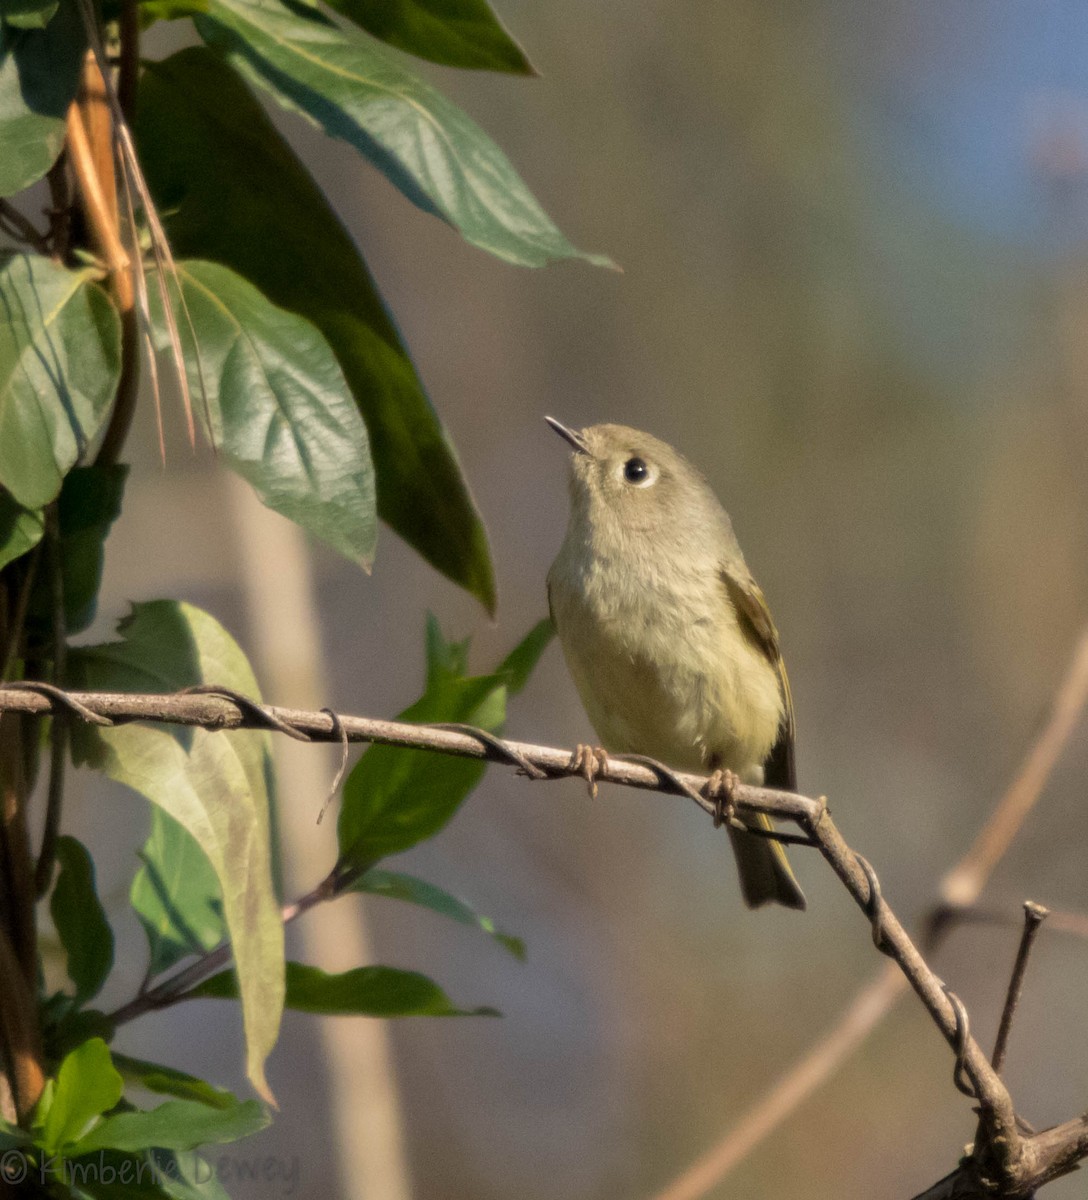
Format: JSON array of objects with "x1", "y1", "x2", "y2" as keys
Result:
[
  {"x1": 706, "y1": 768, "x2": 744, "y2": 830},
  {"x1": 568, "y1": 744, "x2": 609, "y2": 799}
]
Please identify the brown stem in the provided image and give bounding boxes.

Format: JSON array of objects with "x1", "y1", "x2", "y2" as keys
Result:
[
  {"x1": 0, "y1": 718, "x2": 36, "y2": 987},
  {"x1": 33, "y1": 509, "x2": 67, "y2": 898},
  {"x1": 66, "y1": 50, "x2": 141, "y2": 468},
  {"x1": 0, "y1": 551, "x2": 39, "y2": 684},
  {"x1": 648, "y1": 625, "x2": 1088, "y2": 1200},
  {"x1": 0, "y1": 926, "x2": 43, "y2": 1123},
  {"x1": 116, "y1": 0, "x2": 139, "y2": 123},
  {"x1": 45, "y1": 152, "x2": 73, "y2": 261},
  {"x1": 991, "y1": 901, "x2": 1049, "y2": 1077},
  {"x1": 109, "y1": 874, "x2": 337, "y2": 1027}
]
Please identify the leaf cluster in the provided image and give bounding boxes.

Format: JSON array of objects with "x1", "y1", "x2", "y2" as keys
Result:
[{"x1": 0, "y1": 0, "x2": 591, "y2": 1189}]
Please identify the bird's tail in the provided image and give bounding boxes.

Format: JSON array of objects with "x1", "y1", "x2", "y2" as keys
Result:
[{"x1": 727, "y1": 814, "x2": 806, "y2": 910}]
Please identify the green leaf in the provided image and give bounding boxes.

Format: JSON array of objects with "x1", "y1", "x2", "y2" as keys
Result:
[
  {"x1": 72, "y1": 1098, "x2": 268, "y2": 1155},
  {"x1": 0, "y1": 487, "x2": 43, "y2": 569},
  {"x1": 328, "y1": 0, "x2": 534, "y2": 74},
  {"x1": 0, "y1": 255, "x2": 121, "y2": 507},
  {"x1": 195, "y1": 0, "x2": 612, "y2": 269},
  {"x1": 150, "y1": 259, "x2": 376, "y2": 569},
  {"x1": 337, "y1": 617, "x2": 554, "y2": 871},
  {"x1": 68, "y1": 602, "x2": 283, "y2": 1104},
  {"x1": 194, "y1": 961, "x2": 498, "y2": 1017},
  {"x1": 496, "y1": 617, "x2": 553, "y2": 695},
  {"x1": 26, "y1": 464, "x2": 127, "y2": 635},
  {"x1": 138, "y1": 0, "x2": 209, "y2": 25},
  {"x1": 50, "y1": 836, "x2": 114, "y2": 1006},
  {"x1": 1, "y1": 0, "x2": 58, "y2": 30},
  {"x1": 351, "y1": 869, "x2": 524, "y2": 959},
  {"x1": 0, "y1": 1116, "x2": 30, "y2": 1149},
  {"x1": 47, "y1": 1148, "x2": 223, "y2": 1199},
  {"x1": 112, "y1": 1054, "x2": 237, "y2": 1110},
  {"x1": 40, "y1": 1038, "x2": 124, "y2": 1153},
  {"x1": 136, "y1": 49, "x2": 495, "y2": 611},
  {"x1": 0, "y1": 2, "x2": 85, "y2": 193},
  {"x1": 130, "y1": 808, "x2": 226, "y2": 977},
  {"x1": 336, "y1": 671, "x2": 505, "y2": 871},
  {"x1": 424, "y1": 611, "x2": 470, "y2": 683}
]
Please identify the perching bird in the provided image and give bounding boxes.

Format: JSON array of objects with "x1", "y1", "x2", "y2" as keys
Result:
[{"x1": 545, "y1": 418, "x2": 805, "y2": 910}]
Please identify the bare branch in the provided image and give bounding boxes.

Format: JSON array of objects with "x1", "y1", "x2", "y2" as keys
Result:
[
  {"x1": 991, "y1": 901, "x2": 1049, "y2": 1077},
  {"x1": 3, "y1": 677, "x2": 1088, "y2": 1194},
  {"x1": 649, "y1": 625, "x2": 1088, "y2": 1200}
]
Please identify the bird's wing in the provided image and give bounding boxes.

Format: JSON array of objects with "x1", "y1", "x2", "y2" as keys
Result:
[{"x1": 720, "y1": 565, "x2": 796, "y2": 791}]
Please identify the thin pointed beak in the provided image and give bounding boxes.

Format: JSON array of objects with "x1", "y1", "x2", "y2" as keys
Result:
[{"x1": 544, "y1": 416, "x2": 590, "y2": 455}]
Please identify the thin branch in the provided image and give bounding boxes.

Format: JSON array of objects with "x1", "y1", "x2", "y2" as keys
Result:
[
  {"x1": 941, "y1": 626, "x2": 1088, "y2": 908},
  {"x1": 991, "y1": 901, "x2": 1049, "y2": 1076},
  {"x1": 109, "y1": 873, "x2": 337, "y2": 1027},
  {"x1": 0, "y1": 682, "x2": 813, "y2": 821},
  {"x1": 648, "y1": 624, "x2": 1088, "y2": 1200},
  {"x1": 2, "y1": 681, "x2": 1087, "y2": 1193},
  {"x1": 65, "y1": 96, "x2": 129, "y2": 278},
  {"x1": 72, "y1": 0, "x2": 204, "y2": 448},
  {"x1": 33, "y1": 509, "x2": 66, "y2": 898},
  {"x1": 0, "y1": 551, "x2": 40, "y2": 684}
]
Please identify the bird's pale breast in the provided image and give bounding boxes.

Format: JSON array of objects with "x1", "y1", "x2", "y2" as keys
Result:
[{"x1": 548, "y1": 543, "x2": 783, "y2": 779}]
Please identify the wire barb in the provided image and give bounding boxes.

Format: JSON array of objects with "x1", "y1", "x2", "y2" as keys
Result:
[
  {"x1": 854, "y1": 853, "x2": 889, "y2": 952},
  {"x1": 2, "y1": 681, "x2": 114, "y2": 727},
  {"x1": 180, "y1": 684, "x2": 310, "y2": 741},
  {"x1": 428, "y1": 723, "x2": 547, "y2": 780},
  {"x1": 939, "y1": 982, "x2": 977, "y2": 1100},
  {"x1": 316, "y1": 707, "x2": 350, "y2": 825}
]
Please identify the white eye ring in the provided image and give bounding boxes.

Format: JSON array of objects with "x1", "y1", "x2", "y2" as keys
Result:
[{"x1": 620, "y1": 456, "x2": 658, "y2": 487}]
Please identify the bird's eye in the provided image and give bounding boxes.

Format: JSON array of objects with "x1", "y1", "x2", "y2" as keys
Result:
[{"x1": 623, "y1": 457, "x2": 650, "y2": 484}]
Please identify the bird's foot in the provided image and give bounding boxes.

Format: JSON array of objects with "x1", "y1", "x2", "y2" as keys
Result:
[
  {"x1": 568, "y1": 744, "x2": 609, "y2": 799},
  {"x1": 705, "y1": 768, "x2": 744, "y2": 830}
]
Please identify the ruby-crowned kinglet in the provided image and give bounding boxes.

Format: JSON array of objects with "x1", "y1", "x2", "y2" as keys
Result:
[{"x1": 545, "y1": 418, "x2": 805, "y2": 910}]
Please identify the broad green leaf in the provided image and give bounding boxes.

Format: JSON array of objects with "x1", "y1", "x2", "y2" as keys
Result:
[
  {"x1": 337, "y1": 617, "x2": 553, "y2": 871},
  {"x1": 40, "y1": 1038, "x2": 124, "y2": 1153},
  {"x1": 352, "y1": 868, "x2": 524, "y2": 959},
  {"x1": 496, "y1": 617, "x2": 553, "y2": 695},
  {"x1": 424, "y1": 611, "x2": 471, "y2": 683},
  {"x1": 196, "y1": 0, "x2": 612, "y2": 269},
  {"x1": 113, "y1": 1054, "x2": 236, "y2": 1110},
  {"x1": 131, "y1": 808, "x2": 225, "y2": 977},
  {"x1": 1, "y1": 0, "x2": 57, "y2": 29},
  {"x1": 0, "y1": 1116, "x2": 30, "y2": 1148},
  {"x1": 27, "y1": 464, "x2": 127, "y2": 634},
  {"x1": 336, "y1": 672, "x2": 505, "y2": 871},
  {"x1": 0, "y1": 488, "x2": 43, "y2": 569},
  {"x1": 138, "y1": 0, "x2": 209, "y2": 25},
  {"x1": 50, "y1": 836, "x2": 114, "y2": 1006},
  {"x1": 194, "y1": 961, "x2": 498, "y2": 1017},
  {"x1": 328, "y1": 0, "x2": 533, "y2": 74},
  {"x1": 150, "y1": 259, "x2": 376, "y2": 569},
  {"x1": 137, "y1": 49, "x2": 495, "y2": 611},
  {"x1": 50, "y1": 1147, "x2": 226, "y2": 1199},
  {"x1": 68, "y1": 602, "x2": 282, "y2": 1103},
  {"x1": 42, "y1": 1007, "x2": 115, "y2": 1063},
  {"x1": 0, "y1": 2, "x2": 85, "y2": 193},
  {"x1": 72, "y1": 1098, "x2": 268, "y2": 1155},
  {"x1": 0, "y1": 255, "x2": 121, "y2": 507},
  {"x1": 158, "y1": 1150, "x2": 233, "y2": 1200}
]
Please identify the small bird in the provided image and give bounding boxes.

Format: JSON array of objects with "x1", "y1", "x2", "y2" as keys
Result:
[{"x1": 545, "y1": 418, "x2": 805, "y2": 910}]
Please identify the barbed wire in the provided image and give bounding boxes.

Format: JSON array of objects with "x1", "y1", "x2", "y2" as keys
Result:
[{"x1": 2, "y1": 679, "x2": 1084, "y2": 1196}]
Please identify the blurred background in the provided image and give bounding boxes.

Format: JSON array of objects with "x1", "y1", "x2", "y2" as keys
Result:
[{"x1": 56, "y1": 1, "x2": 1088, "y2": 1197}]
